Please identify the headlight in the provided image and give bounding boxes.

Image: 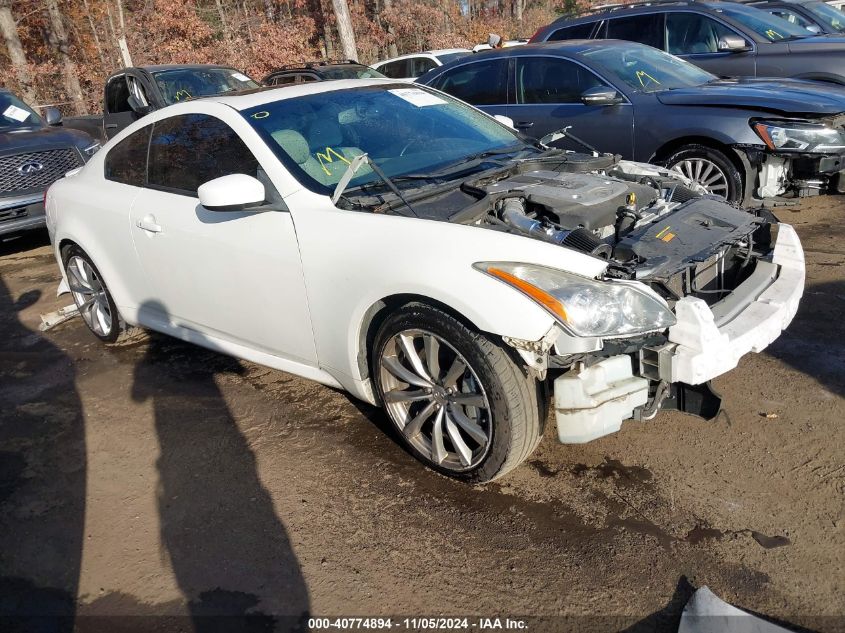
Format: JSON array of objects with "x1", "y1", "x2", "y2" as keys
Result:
[
  {"x1": 82, "y1": 142, "x2": 101, "y2": 159},
  {"x1": 752, "y1": 120, "x2": 845, "y2": 153},
  {"x1": 475, "y1": 262, "x2": 676, "y2": 338}
]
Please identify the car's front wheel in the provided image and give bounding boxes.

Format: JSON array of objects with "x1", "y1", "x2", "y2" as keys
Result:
[
  {"x1": 372, "y1": 303, "x2": 542, "y2": 482},
  {"x1": 663, "y1": 144, "x2": 743, "y2": 202},
  {"x1": 62, "y1": 245, "x2": 123, "y2": 343}
]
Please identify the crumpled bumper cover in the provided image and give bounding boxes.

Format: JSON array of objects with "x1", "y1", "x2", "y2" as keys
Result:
[
  {"x1": 665, "y1": 223, "x2": 804, "y2": 385},
  {"x1": 553, "y1": 223, "x2": 804, "y2": 444}
]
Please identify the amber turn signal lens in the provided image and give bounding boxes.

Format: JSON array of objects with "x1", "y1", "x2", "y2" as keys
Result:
[{"x1": 486, "y1": 266, "x2": 568, "y2": 323}]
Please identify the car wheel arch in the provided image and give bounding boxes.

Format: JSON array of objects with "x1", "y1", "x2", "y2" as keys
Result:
[{"x1": 356, "y1": 293, "x2": 495, "y2": 383}]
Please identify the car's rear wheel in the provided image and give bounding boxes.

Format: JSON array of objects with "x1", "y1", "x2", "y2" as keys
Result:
[
  {"x1": 663, "y1": 144, "x2": 743, "y2": 202},
  {"x1": 372, "y1": 303, "x2": 542, "y2": 483},
  {"x1": 62, "y1": 245, "x2": 122, "y2": 343}
]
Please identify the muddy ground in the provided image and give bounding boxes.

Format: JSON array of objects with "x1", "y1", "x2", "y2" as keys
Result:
[{"x1": 0, "y1": 196, "x2": 843, "y2": 632}]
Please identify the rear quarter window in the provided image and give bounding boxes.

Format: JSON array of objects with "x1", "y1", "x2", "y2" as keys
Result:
[
  {"x1": 548, "y1": 22, "x2": 597, "y2": 41},
  {"x1": 104, "y1": 125, "x2": 151, "y2": 186}
]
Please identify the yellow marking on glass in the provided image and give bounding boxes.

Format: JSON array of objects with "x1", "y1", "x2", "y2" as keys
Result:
[
  {"x1": 251, "y1": 111, "x2": 270, "y2": 119},
  {"x1": 636, "y1": 70, "x2": 661, "y2": 88},
  {"x1": 315, "y1": 147, "x2": 351, "y2": 176}
]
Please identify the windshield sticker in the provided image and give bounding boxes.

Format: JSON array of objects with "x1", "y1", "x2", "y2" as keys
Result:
[
  {"x1": 231, "y1": 72, "x2": 251, "y2": 82},
  {"x1": 635, "y1": 70, "x2": 661, "y2": 88},
  {"x1": 389, "y1": 88, "x2": 447, "y2": 107},
  {"x1": 316, "y1": 147, "x2": 350, "y2": 175},
  {"x1": 2, "y1": 105, "x2": 30, "y2": 122}
]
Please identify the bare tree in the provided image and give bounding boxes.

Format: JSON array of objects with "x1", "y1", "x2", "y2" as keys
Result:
[
  {"x1": 514, "y1": 0, "x2": 523, "y2": 23},
  {"x1": 331, "y1": 0, "x2": 358, "y2": 61},
  {"x1": 44, "y1": 0, "x2": 86, "y2": 115},
  {"x1": 81, "y1": 0, "x2": 106, "y2": 67},
  {"x1": 0, "y1": 0, "x2": 38, "y2": 105},
  {"x1": 382, "y1": 0, "x2": 397, "y2": 58}
]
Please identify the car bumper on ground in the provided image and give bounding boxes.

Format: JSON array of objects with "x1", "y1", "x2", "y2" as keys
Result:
[
  {"x1": 0, "y1": 193, "x2": 46, "y2": 237},
  {"x1": 553, "y1": 223, "x2": 805, "y2": 444}
]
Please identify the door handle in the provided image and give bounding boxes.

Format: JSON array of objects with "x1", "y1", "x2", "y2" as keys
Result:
[
  {"x1": 136, "y1": 215, "x2": 162, "y2": 233},
  {"x1": 515, "y1": 121, "x2": 534, "y2": 129},
  {"x1": 105, "y1": 123, "x2": 118, "y2": 129}
]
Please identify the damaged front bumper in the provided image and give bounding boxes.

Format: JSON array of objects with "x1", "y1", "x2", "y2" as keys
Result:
[
  {"x1": 740, "y1": 146, "x2": 845, "y2": 199},
  {"x1": 553, "y1": 223, "x2": 805, "y2": 444}
]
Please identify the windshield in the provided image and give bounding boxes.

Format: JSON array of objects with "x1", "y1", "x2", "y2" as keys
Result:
[
  {"x1": 717, "y1": 5, "x2": 812, "y2": 40},
  {"x1": 0, "y1": 92, "x2": 42, "y2": 129},
  {"x1": 436, "y1": 52, "x2": 472, "y2": 64},
  {"x1": 582, "y1": 42, "x2": 716, "y2": 92},
  {"x1": 322, "y1": 66, "x2": 387, "y2": 79},
  {"x1": 805, "y1": 1, "x2": 845, "y2": 32},
  {"x1": 243, "y1": 85, "x2": 530, "y2": 196},
  {"x1": 153, "y1": 67, "x2": 260, "y2": 104}
]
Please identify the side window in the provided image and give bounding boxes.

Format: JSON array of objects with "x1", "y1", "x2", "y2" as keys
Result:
[
  {"x1": 605, "y1": 14, "x2": 665, "y2": 49},
  {"x1": 429, "y1": 59, "x2": 509, "y2": 106},
  {"x1": 769, "y1": 8, "x2": 813, "y2": 29},
  {"x1": 298, "y1": 74, "x2": 319, "y2": 83},
  {"x1": 410, "y1": 57, "x2": 438, "y2": 77},
  {"x1": 104, "y1": 125, "x2": 151, "y2": 186},
  {"x1": 516, "y1": 57, "x2": 611, "y2": 104},
  {"x1": 270, "y1": 74, "x2": 297, "y2": 86},
  {"x1": 147, "y1": 113, "x2": 259, "y2": 195},
  {"x1": 548, "y1": 22, "x2": 597, "y2": 41},
  {"x1": 105, "y1": 76, "x2": 131, "y2": 114},
  {"x1": 666, "y1": 13, "x2": 740, "y2": 54},
  {"x1": 380, "y1": 59, "x2": 409, "y2": 78}
]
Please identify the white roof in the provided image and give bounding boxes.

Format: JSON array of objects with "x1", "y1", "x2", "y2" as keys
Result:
[
  {"x1": 212, "y1": 78, "x2": 400, "y2": 110},
  {"x1": 374, "y1": 49, "x2": 472, "y2": 65}
]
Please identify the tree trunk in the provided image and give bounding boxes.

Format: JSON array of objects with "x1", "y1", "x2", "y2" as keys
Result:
[
  {"x1": 263, "y1": 0, "x2": 275, "y2": 22},
  {"x1": 214, "y1": 0, "x2": 229, "y2": 36},
  {"x1": 382, "y1": 0, "x2": 397, "y2": 58},
  {"x1": 44, "y1": 0, "x2": 86, "y2": 115},
  {"x1": 514, "y1": 0, "x2": 523, "y2": 23},
  {"x1": 330, "y1": 0, "x2": 358, "y2": 61},
  {"x1": 81, "y1": 0, "x2": 106, "y2": 68},
  {"x1": 0, "y1": 0, "x2": 38, "y2": 105},
  {"x1": 113, "y1": 0, "x2": 132, "y2": 67}
]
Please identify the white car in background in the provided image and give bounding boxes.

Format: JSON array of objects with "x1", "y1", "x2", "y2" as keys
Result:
[
  {"x1": 372, "y1": 49, "x2": 472, "y2": 80},
  {"x1": 45, "y1": 80, "x2": 804, "y2": 482}
]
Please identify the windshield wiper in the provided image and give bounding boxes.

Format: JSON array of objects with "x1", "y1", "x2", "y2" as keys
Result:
[{"x1": 332, "y1": 154, "x2": 419, "y2": 217}]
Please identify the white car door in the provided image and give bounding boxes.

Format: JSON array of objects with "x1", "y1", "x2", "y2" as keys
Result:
[{"x1": 128, "y1": 112, "x2": 317, "y2": 365}]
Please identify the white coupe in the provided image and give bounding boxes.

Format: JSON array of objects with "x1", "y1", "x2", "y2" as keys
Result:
[{"x1": 45, "y1": 80, "x2": 805, "y2": 482}]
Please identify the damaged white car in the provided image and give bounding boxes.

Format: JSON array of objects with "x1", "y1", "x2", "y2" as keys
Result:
[{"x1": 45, "y1": 80, "x2": 805, "y2": 482}]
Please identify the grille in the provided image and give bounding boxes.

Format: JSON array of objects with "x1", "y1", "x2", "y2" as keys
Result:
[{"x1": 0, "y1": 148, "x2": 83, "y2": 194}]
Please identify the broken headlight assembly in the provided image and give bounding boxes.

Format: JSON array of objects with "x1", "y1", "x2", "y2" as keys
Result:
[
  {"x1": 751, "y1": 120, "x2": 845, "y2": 153},
  {"x1": 474, "y1": 262, "x2": 676, "y2": 338}
]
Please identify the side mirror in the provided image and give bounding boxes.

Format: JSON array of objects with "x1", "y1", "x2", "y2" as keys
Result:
[
  {"x1": 43, "y1": 106, "x2": 62, "y2": 126},
  {"x1": 127, "y1": 95, "x2": 153, "y2": 116},
  {"x1": 198, "y1": 174, "x2": 266, "y2": 211},
  {"x1": 580, "y1": 86, "x2": 623, "y2": 106},
  {"x1": 717, "y1": 35, "x2": 752, "y2": 52},
  {"x1": 493, "y1": 114, "x2": 516, "y2": 129}
]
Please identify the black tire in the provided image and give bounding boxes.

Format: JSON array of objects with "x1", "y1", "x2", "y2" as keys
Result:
[
  {"x1": 662, "y1": 143, "x2": 743, "y2": 203},
  {"x1": 61, "y1": 244, "x2": 125, "y2": 343},
  {"x1": 372, "y1": 302, "x2": 542, "y2": 483}
]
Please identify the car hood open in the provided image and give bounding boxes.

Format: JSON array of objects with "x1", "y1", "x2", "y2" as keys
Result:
[{"x1": 655, "y1": 78, "x2": 845, "y2": 116}]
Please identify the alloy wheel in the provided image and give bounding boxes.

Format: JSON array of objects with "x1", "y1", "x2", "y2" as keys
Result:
[
  {"x1": 66, "y1": 256, "x2": 113, "y2": 337},
  {"x1": 378, "y1": 329, "x2": 492, "y2": 471},
  {"x1": 670, "y1": 158, "x2": 729, "y2": 198}
]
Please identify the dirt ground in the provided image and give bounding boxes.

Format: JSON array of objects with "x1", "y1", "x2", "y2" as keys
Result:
[{"x1": 0, "y1": 196, "x2": 843, "y2": 633}]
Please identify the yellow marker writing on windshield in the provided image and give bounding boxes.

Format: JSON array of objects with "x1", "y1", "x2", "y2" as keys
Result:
[
  {"x1": 315, "y1": 147, "x2": 350, "y2": 175},
  {"x1": 765, "y1": 29, "x2": 782, "y2": 39},
  {"x1": 636, "y1": 70, "x2": 661, "y2": 88}
]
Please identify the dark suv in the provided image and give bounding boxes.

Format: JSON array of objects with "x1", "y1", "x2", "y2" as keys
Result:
[
  {"x1": 1, "y1": 90, "x2": 98, "y2": 238},
  {"x1": 530, "y1": 0, "x2": 845, "y2": 84},
  {"x1": 740, "y1": 0, "x2": 845, "y2": 35},
  {"x1": 262, "y1": 60, "x2": 386, "y2": 86}
]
